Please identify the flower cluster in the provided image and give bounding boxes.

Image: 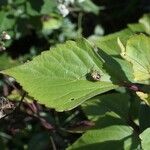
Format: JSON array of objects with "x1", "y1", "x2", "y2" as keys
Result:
[
  {"x1": 57, "y1": 0, "x2": 85, "y2": 17},
  {"x1": 0, "y1": 31, "x2": 11, "y2": 51}
]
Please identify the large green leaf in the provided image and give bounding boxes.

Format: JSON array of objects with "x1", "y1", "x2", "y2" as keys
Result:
[
  {"x1": 1, "y1": 39, "x2": 117, "y2": 111},
  {"x1": 67, "y1": 119, "x2": 139, "y2": 150},
  {"x1": 140, "y1": 128, "x2": 150, "y2": 150},
  {"x1": 67, "y1": 94, "x2": 140, "y2": 150},
  {"x1": 120, "y1": 34, "x2": 150, "y2": 83}
]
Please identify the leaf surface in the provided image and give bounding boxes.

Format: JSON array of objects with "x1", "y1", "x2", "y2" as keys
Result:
[
  {"x1": 140, "y1": 128, "x2": 150, "y2": 150},
  {"x1": 1, "y1": 39, "x2": 117, "y2": 111},
  {"x1": 120, "y1": 34, "x2": 150, "y2": 83},
  {"x1": 67, "y1": 94, "x2": 140, "y2": 150}
]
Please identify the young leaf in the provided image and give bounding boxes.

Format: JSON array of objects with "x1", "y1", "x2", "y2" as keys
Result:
[
  {"x1": 139, "y1": 14, "x2": 150, "y2": 35},
  {"x1": 120, "y1": 34, "x2": 150, "y2": 83},
  {"x1": 1, "y1": 39, "x2": 117, "y2": 111},
  {"x1": 136, "y1": 92, "x2": 150, "y2": 106},
  {"x1": 128, "y1": 13, "x2": 150, "y2": 35}
]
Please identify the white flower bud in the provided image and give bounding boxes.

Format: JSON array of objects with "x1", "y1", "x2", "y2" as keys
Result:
[
  {"x1": 58, "y1": 4, "x2": 69, "y2": 17},
  {"x1": 1, "y1": 31, "x2": 11, "y2": 40}
]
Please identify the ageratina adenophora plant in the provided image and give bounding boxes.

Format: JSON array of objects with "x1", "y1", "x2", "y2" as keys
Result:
[
  {"x1": 0, "y1": 0, "x2": 150, "y2": 148},
  {"x1": 0, "y1": 13, "x2": 150, "y2": 149}
]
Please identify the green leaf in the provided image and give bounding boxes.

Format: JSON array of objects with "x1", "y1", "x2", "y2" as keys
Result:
[
  {"x1": 67, "y1": 113, "x2": 140, "y2": 150},
  {"x1": 0, "y1": 54, "x2": 19, "y2": 71},
  {"x1": 140, "y1": 128, "x2": 150, "y2": 150},
  {"x1": 67, "y1": 94, "x2": 140, "y2": 150},
  {"x1": 42, "y1": 14, "x2": 62, "y2": 35},
  {"x1": 120, "y1": 34, "x2": 150, "y2": 83},
  {"x1": 1, "y1": 39, "x2": 117, "y2": 111},
  {"x1": 127, "y1": 23, "x2": 145, "y2": 33},
  {"x1": 0, "y1": 11, "x2": 15, "y2": 32},
  {"x1": 26, "y1": 0, "x2": 57, "y2": 16},
  {"x1": 139, "y1": 14, "x2": 150, "y2": 35},
  {"x1": 82, "y1": 93, "x2": 130, "y2": 122},
  {"x1": 128, "y1": 13, "x2": 150, "y2": 35},
  {"x1": 96, "y1": 29, "x2": 134, "y2": 55},
  {"x1": 96, "y1": 29, "x2": 135, "y2": 83}
]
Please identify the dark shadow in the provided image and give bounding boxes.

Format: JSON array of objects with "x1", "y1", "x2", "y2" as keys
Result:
[
  {"x1": 16, "y1": 16, "x2": 42, "y2": 34},
  {"x1": 95, "y1": 114, "x2": 127, "y2": 129},
  {"x1": 27, "y1": 0, "x2": 44, "y2": 13},
  {"x1": 97, "y1": 48, "x2": 131, "y2": 85},
  {"x1": 7, "y1": 31, "x2": 49, "y2": 59},
  {"x1": 0, "y1": 0, "x2": 7, "y2": 7},
  {"x1": 139, "y1": 102, "x2": 150, "y2": 132}
]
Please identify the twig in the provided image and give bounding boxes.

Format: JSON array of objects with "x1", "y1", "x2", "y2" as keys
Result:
[
  {"x1": 50, "y1": 136, "x2": 57, "y2": 150},
  {"x1": 17, "y1": 92, "x2": 26, "y2": 109},
  {"x1": 77, "y1": 12, "x2": 83, "y2": 37}
]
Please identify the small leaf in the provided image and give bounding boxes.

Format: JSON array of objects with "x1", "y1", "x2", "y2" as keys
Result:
[
  {"x1": 120, "y1": 34, "x2": 150, "y2": 83},
  {"x1": 128, "y1": 13, "x2": 150, "y2": 35},
  {"x1": 136, "y1": 92, "x2": 150, "y2": 105},
  {"x1": 139, "y1": 13, "x2": 150, "y2": 35},
  {"x1": 42, "y1": 14, "x2": 62, "y2": 34},
  {"x1": 1, "y1": 39, "x2": 117, "y2": 111}
]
